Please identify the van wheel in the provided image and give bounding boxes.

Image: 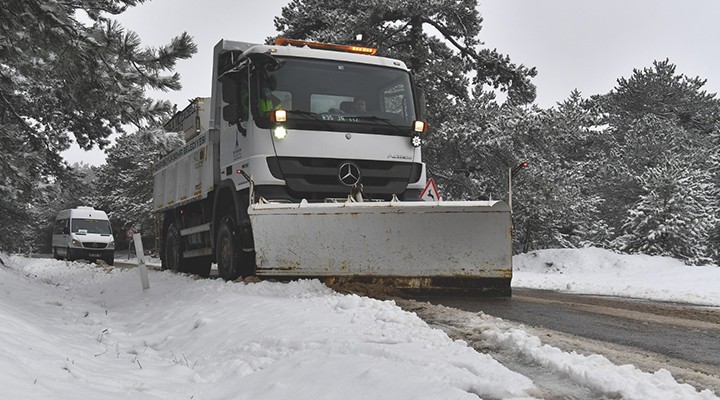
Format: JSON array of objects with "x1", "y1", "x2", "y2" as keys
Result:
[
  {"x1": 53, "y1": 247, "x2": 61, "y2": 260},
  {"x1": 104, "y1": 257, "x2": 114, "y2": 266},
  {"x1": 66, "y1": 247, "x2": 75, "y2": 261},
  {"x1": 163, "y1": 222, "x2": 187, "y2": 273}
]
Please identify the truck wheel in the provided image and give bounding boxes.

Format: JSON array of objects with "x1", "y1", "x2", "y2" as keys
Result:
[
  {"x1": 66, "y1": 247, "x2": 74, "y2": 261},
  {"x1": 216, "y1": 215, "x2": 245, "y2": 281},
  {"x1": 53, "y1": 247, "x2": 61, "y2": 260},
  {"x1": 164, "y1": 222, "x2": 187, "y2": 273}
]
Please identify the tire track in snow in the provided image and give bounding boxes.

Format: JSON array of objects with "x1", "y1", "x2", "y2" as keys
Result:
[{"x1": 395, "y1": 299, "x2": 720, "y2": 400}]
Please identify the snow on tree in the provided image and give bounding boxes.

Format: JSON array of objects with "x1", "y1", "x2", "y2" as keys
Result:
[
  {"x1": 508, "y1": 91, "x2": 610, "y2": 251},
  {"x1": 707, "y1": 148, "x2": 720, "y2": 264},
  {"x1": 272, "y1": 0, "x2": 537, "y2": 125},
  {"x1": 0, "y1": 0, "x2": 196, "y2": 252},
  {"x1": 93, "y1": 128, "x2": 184, "y2": 249},
  {"x1": 425, "y1": 88, "x2": 513, "y2": 200},
  {"x1": 595, "y1": 60, "x2": 720, "y2": 260},
  {"x1": 616, "y1": 157, "x2": 715, "y2": 265},
  {"x1": 600, "y1": 59, "x2": 720, "y2": 136}
]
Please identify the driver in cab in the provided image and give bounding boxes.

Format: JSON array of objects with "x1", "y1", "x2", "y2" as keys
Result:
[{"x1": 259, "y1": 75, "x2": 283, "y2": 114}]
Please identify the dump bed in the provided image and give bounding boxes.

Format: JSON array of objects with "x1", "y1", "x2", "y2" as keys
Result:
[
  {"x1": 164, "y1": 97, "x2": 211, "y2": 141},
  {"x1": 153, "y1": 130, "x2": 218, "y2": 212}
]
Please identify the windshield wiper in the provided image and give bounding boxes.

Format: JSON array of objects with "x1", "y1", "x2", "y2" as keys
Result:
[
  {"x1": 352, "y1": 115, "x2": 408, "y2": 135},
  {"x1": 286, "y1": 110, "x2": 333, "y2": 129}
]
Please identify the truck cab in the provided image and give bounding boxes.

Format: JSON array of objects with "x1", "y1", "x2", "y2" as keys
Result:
[{"x1": 212, "y1": 38, "x2": 427, "y2": 203}]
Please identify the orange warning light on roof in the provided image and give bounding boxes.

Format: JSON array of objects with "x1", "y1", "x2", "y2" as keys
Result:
[{"x1": 275, "y1": 38, "x2": 377, "y2": 55}]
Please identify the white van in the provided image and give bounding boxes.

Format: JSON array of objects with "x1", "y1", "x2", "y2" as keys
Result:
[{"x1": 52, "y1": 206, "x2": 115, "y2": 265}]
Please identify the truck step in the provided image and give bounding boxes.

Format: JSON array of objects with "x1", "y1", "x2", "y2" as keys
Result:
[{"x1": 180, "y1": 223, "x2": 211, "y2": 237}]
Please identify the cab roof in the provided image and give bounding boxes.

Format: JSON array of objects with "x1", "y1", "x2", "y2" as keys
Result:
[{"x1": 216, "y1": 39, "x2": 410, "y2": 72}]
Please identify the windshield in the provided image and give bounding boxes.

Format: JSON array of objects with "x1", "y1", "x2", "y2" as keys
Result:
[
  {"x1": 71, "y1": 219, "x2": 112, "y2": 235},
  {"x1": 253, "y1": 57, "x2": 417, "y2": 135}
]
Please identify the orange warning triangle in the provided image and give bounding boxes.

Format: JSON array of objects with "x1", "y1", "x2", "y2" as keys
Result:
[{"x1": 420, "y1": 178, "x2": 440, "y2": 201}]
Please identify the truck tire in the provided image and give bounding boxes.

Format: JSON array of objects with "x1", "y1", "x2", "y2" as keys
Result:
[
  {"x1": 163, "y1": 222, "x2": 188, "y2": 273},
  {"x1": 66, "y1": 247, "x2": 75, "y2": 261},
  {"x1": 216, "y1": 214, "x2": 253, "y2": 281}
]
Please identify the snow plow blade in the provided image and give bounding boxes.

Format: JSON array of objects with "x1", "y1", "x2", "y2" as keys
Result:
[{"x1": 248, "y1": 200, "x2": 512, "y2": 296}]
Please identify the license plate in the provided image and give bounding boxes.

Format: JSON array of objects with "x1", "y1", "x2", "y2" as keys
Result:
[{"x1": 89, "y1": 253, "x2": 101, "y2": 258}]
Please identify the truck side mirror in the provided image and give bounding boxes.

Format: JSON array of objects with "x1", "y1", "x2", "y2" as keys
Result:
[
  {"x1": 63, "y1": 227, "x2": 70, "y2": 234},
  {"x1": 221, "y1": 74, "x2": 238, "y2": 104},
  {"x1": 221, "y1": 74, "x2": 239, "y2": 124},
  {"x1": 223, "y1": 104, "x2": 239, "y2": 125}
]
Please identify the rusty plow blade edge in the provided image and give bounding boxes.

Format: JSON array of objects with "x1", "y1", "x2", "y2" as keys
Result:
[{"x1": 248, "y1": 200, "x2": 513, "y2": 296}]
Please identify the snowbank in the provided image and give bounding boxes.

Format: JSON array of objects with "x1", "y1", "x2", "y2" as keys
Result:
[
  {"x1": 0, "y1": 254, "x2": 537, "y2": 400},
  {"x1": 513, "y1": 247, "x2": 720, "y2": 306}
]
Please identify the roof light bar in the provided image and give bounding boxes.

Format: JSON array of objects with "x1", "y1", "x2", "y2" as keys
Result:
[{"x1": 275, "y1": 38, "x2": 377, "y2": 56}]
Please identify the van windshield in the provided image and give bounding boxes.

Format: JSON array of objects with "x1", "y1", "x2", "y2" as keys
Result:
[{"x1": 72, "y1": 219, "x2": 112, "y2": 235}]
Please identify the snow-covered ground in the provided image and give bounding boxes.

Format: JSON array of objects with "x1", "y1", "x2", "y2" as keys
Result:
[
  {"x1": 514, "y1": 247, "x2": 720, "y2": 307},
  {"x1": 0, "y1": 247, "x2": 718, "y2": 399}
]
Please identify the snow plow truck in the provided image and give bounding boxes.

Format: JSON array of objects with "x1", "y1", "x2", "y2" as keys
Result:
[{"x1": 153, "y1": 38, "x2": 513, "y2": 296}]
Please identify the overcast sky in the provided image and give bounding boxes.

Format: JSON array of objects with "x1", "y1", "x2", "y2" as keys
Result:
[{"x1": 63, "y1": 0, "x2": 720, "y2": 165}]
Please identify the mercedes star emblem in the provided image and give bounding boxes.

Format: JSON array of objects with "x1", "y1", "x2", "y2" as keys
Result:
[{"x1": 338, "y1": 162, "x2": 362, "y2": 186}]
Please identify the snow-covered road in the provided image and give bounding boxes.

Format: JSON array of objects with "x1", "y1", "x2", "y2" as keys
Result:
[
  {"x1": 398, "y1": 296, "x2": 720, "y2": 399},
  {"x1": 1, "y1": 248, "x2": 718, "y2": 399}
]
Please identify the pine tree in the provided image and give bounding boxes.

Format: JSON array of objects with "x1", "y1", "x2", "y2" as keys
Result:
[
  {"x1": 0, "y1": 0, "x2": 196, "y2": 252},
  {"x1": 601, "y1": 60, "x2": 720, "y2": 136},
  {"x1": 501, "y1": 90, "x2": 610, "y2": 251},
  {"x1": 425, "y1": 88, "x2": 512, "y2": 200},
  {"x1": 94, "y1": 128, "x2": 184, "y2": 250},
  {"x1": 707, "y1": 148, "x2": 720, "y2": 264},
  {"x1": 596, "y1": 60, "x2": 720, "y2": 255},
  {"x1": 272, "y1": 0, "x2": 537, "y2": 125},
  {"x1": 616, "y1": 158, "x2": 715, "y2": 264}
]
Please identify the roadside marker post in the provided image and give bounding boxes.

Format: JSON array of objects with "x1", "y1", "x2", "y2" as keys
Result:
[
  {"x1": 508, "y1": 161, "x2": 529, "y2": 211},
  {"x1": 132, "y1": 233, "x2": 150, "y2": 290}
]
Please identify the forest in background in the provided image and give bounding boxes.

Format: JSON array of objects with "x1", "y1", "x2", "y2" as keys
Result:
[{"x1": 1, "y1": 0, "x2": 718, "y2": 265}]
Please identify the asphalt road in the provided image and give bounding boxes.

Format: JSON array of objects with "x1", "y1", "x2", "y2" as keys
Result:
[
  {"x1": 421, "y1": 289, "x2": 720, "y2": 368},
  {"x1": 393, "y1": 289, "x2": 720, "y2": 398}
]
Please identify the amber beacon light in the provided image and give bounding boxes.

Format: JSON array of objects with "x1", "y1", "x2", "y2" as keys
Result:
[{"x1": 275, "y1": 38, "x2": 377, "y2": 55}]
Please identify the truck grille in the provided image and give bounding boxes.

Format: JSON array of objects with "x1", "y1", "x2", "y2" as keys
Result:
[{"x1": 267, "y1": 157, "x2": 421, "y2": 200}]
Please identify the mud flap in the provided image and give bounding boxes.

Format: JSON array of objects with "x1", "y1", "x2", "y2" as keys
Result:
[{"x1": 248, "y1": 200, "x2": 513, "y2": 296}]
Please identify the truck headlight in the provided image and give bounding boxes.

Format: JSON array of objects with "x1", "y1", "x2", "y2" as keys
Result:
[
  {"x1": 108, "y1": 241, "x2": 115, "y2": 249},
  {"x1": 71, "y1": 239, "x2": 81, "y2": 247},
  {"x1": 273, "y1": 126, "x2": 288, "y2": 140}
]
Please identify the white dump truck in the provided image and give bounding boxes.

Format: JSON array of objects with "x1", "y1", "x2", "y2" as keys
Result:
[{"x1": 153, "y1": 38, "x2": 512, "y2": 295}]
